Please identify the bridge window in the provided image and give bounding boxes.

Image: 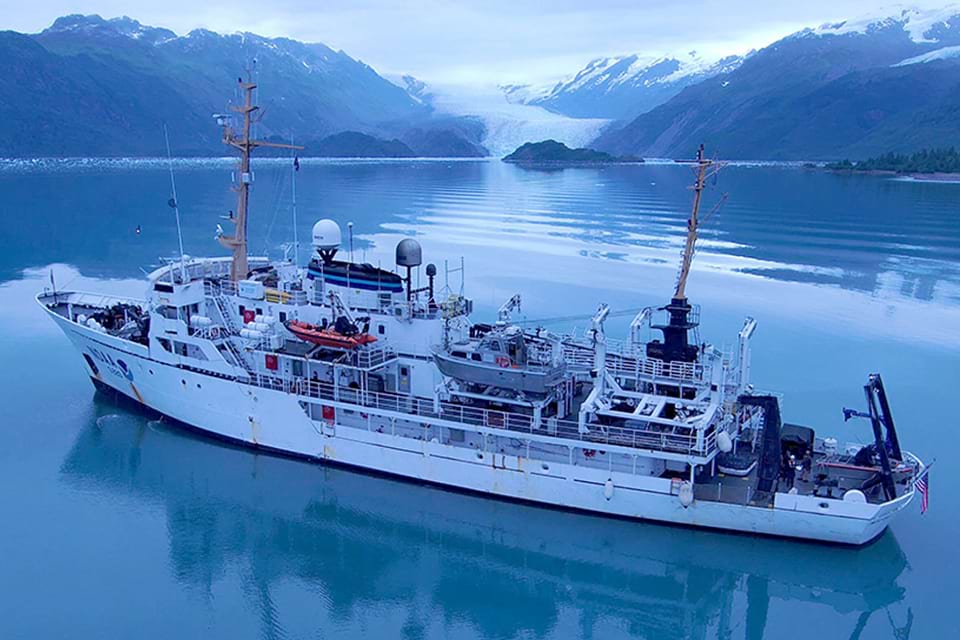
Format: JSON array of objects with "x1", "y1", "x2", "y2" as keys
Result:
[{"x1": 158, "y1": 305, "x2": 178, "y2": 320}]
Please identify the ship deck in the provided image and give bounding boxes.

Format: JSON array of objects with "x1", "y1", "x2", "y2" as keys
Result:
[{"x1": 255, "y1": 373, "x2": 722, "y2": 462}]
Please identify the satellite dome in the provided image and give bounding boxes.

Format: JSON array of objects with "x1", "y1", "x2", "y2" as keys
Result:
[
  {"x1": 396, "y1": 238, "x2": 422, "y2": 267},
  {"x1": 312, "y1": 219, "x2": 342, "y2": 251}
]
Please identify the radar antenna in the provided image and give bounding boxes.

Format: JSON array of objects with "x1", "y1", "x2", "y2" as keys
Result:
[{"x1": 216, "y1": 72, "x2": 303, "y2": 281}]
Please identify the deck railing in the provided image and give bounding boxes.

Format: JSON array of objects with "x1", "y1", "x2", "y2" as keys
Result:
[
  {"x1": 353, "y1": 345, "x2": 398, "y2": 370},
  {"x1": 42, "y1": 290, "x2": 144, "y2": 310},
  {"x1": 154, "y1": 257, "x2": 269, "y2": 285},
  {"x1": 250, "y1": 373, "x2": 716, "y2": 458},
  {"x1": 561, "y1": 341, "x2": 708, "y2": 383}
]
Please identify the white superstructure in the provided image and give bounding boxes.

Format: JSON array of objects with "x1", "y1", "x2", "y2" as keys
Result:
[{"x1": 38, "y1": 83, "x2": 924, "y2": 546}]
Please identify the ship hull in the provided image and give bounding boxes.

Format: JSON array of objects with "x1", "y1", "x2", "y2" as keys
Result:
[{"x1": 47, "y1": 306, "x2": 914, "y2": 546}]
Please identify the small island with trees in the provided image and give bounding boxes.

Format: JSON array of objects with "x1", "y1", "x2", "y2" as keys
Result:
[
  {"x1": 825, "y1": 147, "x2": 960, "y2": 181},
  {"x1": 503, "y1": 140, "x2": 642, "y2": 166}
]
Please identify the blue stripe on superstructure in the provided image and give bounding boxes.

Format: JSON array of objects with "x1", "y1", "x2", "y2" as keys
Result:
[{"x1": 307, "y1": 269, "x2": 404, "y2": 292}]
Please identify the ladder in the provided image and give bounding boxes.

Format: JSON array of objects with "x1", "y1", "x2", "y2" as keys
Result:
[{"x1": 211, "y1": 293, "x2": 256, "y2": 377}]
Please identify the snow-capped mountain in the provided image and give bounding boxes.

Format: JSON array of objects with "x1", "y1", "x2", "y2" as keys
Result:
[
  {"x1": 594, "y1": 4, "x2": 960, "y2": 160},
  {"x1": 503, "y1": 51, "x2": 747, "y2": 120},
  {"x1": 804, "y1": 3, "x2": 960, "y2": 42},
  {"x1": 42, "y1": 14, "x2": 178, "y2": 45},
  {"x1": 396, "y1": 75, "x2": 432, "y2": 105}
]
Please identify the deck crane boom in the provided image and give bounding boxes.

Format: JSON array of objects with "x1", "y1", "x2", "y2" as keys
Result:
[{"x1": 498, "y1": 294, "x2": 522, "y2": 323}]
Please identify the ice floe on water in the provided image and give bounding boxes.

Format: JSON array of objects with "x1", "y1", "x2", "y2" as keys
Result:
[
  {"x1": 0, "y1": 156, "x2": 488, "y2": 174},
  {"x1": 95, "y1": 414, "x2": 126, "y2": 428},
  {"x1": 0, "y1": 156, "x2": 238, "y2": 174}
]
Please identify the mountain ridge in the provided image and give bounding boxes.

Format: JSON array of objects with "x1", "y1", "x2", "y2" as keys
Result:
[
  {"x1": 503, "y1": 51, "x2": 748, "y2": 121},
  {"x1": 0, "y1": 14, "x2": 485, "y2": 157},
  {"x1": 591, "y1": 4, "x2": 960, "y2": 160}
]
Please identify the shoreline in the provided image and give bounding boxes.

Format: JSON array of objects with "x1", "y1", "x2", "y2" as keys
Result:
[
  {"x1": 820, "y1": 167, "x2": 960, "y2": 183},
  {"x1": 3, "y1": 156, "x2": 959, "y2": 181},
  {"x1": 502, "y1": 159, "x2": 643, "y2": 168},
  {"x1": 890, "y1": 172, "x2": 960, "y2": 183}
]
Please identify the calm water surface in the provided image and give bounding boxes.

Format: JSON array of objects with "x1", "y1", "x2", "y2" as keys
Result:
[{"x1": 0, "y1": 159, "x2": 957, "y2": 639}]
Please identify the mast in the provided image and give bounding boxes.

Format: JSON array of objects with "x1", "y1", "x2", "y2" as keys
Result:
[
  {"x1": 291, "y1": 137, "x2": 299, "y2": 266},
  {"x1": 217, "y1": 74, "x2": 302, "y2": 282},
  {"x1": 648, "y1": 144, "x2": 724, "y2": 363},
  {"x1": 162, "y1": 124, "x2": 188, "y2": 283},
  {"x1": 674, "y1": 144, "x2": 711, "y2": 300}
]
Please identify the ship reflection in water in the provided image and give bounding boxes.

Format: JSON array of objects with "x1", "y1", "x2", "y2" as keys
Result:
[{"x1": 61, "y1": 396, "x2": 914, "y2": 640}]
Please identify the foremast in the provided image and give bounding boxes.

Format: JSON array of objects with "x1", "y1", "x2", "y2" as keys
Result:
[{"x1": 217, "y1": 76, "x2": 302, "y2": 282}]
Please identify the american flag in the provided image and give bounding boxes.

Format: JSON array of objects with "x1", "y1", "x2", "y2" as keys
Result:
[{"x1": 916, "y1": 469, "x2": 930, "y2": 514}]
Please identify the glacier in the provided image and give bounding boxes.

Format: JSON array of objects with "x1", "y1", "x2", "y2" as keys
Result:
[
  {"x1": 893, "y1": 43, "x2": 960, "y2": 65},
  {"x1": 428, "y1": 84, "x2": 609, "y2": 158}
]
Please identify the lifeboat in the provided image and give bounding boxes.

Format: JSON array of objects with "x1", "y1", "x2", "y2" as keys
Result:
[{"x1": 286, "y1": 320, "x2": 377, "y2": 349}]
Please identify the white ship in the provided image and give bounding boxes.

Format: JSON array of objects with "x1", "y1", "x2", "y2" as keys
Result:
[{"x1": 39, "y1": 78, "x2": 925, "y2": 545}]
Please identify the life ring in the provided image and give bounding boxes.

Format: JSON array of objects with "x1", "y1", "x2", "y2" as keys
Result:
[
  {"x1": 495, "y1": 356, "x2": 511, "y2": 368},
  {"x1": 210, "y1": 326, "x2": 221, "y2": 340}
]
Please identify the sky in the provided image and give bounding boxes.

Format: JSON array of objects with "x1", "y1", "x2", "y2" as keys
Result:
[{"x1": 2, "y1": 1, "x2": 953, "y2": 85}]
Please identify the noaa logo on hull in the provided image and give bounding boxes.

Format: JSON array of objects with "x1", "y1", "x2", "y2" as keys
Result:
[
  {"x1": 117, "y1": 359, "x2": 134, "y2": 381},
  {"x1": 87, "y1": 348, "x2": 134, "y2": 382}
]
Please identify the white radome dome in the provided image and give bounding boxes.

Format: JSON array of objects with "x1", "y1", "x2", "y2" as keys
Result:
[
  {"x1": 312, "y1": 219, "x2": 342, "y2": 251},
  {"x1": 717, "y1": 431, "x2": 733, "y2": 453}
]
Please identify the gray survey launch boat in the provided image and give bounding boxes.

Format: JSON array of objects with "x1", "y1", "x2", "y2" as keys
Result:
[
  {"x1": 432, "y1": 325, "x2": 566, "y2": 396},
  {"x1": 432, "y1": 294, "x2": 567, "y2": 396}
]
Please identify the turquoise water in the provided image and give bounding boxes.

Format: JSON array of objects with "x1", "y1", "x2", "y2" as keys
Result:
[{"x1": 0, "y1": 158, "x2": 957, "y2": 639}]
